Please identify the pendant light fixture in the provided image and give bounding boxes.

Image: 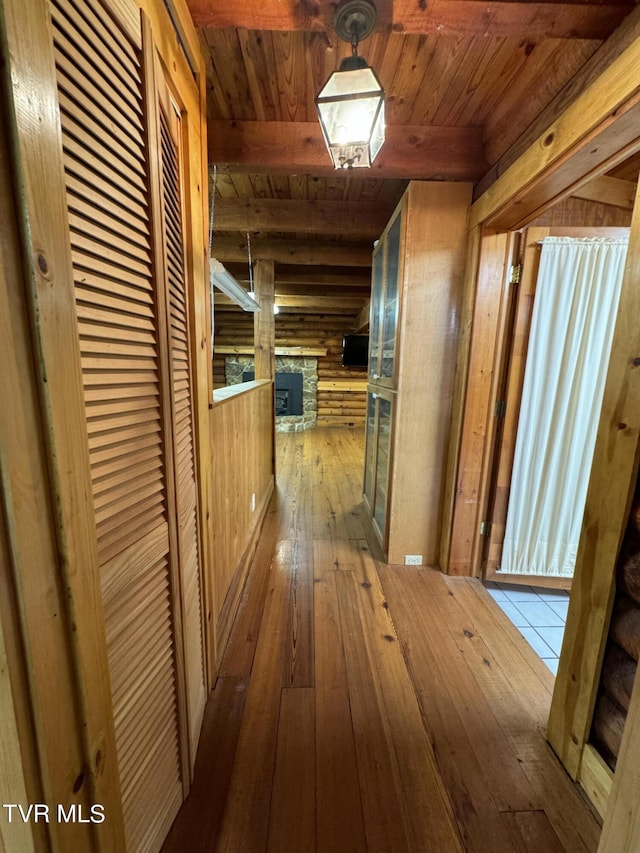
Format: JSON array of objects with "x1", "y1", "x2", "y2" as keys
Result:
[{"x1": 316, "y1": 0, "x2": 385, "y2": 169}]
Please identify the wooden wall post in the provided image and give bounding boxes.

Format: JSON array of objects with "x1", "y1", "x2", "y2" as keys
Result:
[
  {"x1": 547, "y1": 181, "x2": 640, "y2": 780},
  {"x1": 254, "y1": 259, "x2": 276, "y2": 381}
]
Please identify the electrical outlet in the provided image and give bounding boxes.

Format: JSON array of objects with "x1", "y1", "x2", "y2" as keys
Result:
[
  {"x1": 251, "y1": 492, "x2": 256, "y2": 512},
  {"x1": 404, "y1": 555, "x2": 423, "y2": 566}
]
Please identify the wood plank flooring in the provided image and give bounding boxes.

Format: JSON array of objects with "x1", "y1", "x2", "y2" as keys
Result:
[{"x1": 162, "y1": 427, "x2": 601, "y2": 853}]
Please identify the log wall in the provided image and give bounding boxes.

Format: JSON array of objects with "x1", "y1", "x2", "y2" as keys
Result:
[
  {"x1": 590, "y1": 474, "x2": 640, "y2": 770},
  {"x1": 213, "y1": 306, "x2": 368, "y2": 427}
]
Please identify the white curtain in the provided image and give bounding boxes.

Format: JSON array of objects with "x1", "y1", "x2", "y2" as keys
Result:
[{"x1": 500, "y1": 236, "x2": 628, "y2": 577}]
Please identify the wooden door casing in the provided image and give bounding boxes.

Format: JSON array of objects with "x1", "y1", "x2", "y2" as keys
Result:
[{"x1": 484, "y1": 227, "x2": 548, "y2": 582}]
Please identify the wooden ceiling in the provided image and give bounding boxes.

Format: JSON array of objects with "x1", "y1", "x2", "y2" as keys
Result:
[{"x1": 188, "y1": 0, "x2": 640, "y2": 313}]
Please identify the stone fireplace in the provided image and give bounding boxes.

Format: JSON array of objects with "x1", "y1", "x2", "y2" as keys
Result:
[{"x1": 225, "y1": 355, "x2": 318, "y2": 432}]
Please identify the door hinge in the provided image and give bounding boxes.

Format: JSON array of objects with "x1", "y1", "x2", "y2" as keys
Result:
[
  {"x1": 495, "y1": 399, "x2": 506, "y2": 419},
  {"x1": 480, "y1": 520, "x2": 492, "y2": 537},
  {"x1": 509, "y1": 263, "x2": 522, "y2": 285}
]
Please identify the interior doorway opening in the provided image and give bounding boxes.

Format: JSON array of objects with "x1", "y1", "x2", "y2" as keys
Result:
[{"x1": 482, "y1": 227, "x2": 630, "y2": 589}]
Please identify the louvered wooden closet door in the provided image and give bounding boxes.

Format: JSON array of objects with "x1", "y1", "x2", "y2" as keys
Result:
[
  {"x1": 50, "y1": 0, "x2": 184, "y2": 849},
  {"x1": 157, "y1": 87, "x2": 206, "y2": 756}
]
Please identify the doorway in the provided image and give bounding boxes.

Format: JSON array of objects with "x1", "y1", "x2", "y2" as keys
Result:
[{"x1": 482, "y1": 225, "x2": 630, "y2": 589}]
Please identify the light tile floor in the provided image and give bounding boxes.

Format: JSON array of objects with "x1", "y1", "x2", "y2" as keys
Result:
[{"x1": 483, "y1": 581, "x2": 571, "y2": 675}]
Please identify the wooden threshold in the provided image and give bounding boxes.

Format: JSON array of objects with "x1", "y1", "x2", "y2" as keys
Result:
[
  {"x1": 485, "y1": 571, "x2": 573, "y2": 591},
  {"x1": 162, "y1": 427, "x2": 600, "y2": 853}
]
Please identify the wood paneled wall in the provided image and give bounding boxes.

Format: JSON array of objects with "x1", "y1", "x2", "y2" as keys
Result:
[
  {"x1": 213, "y1": 306, "x2": 368, "y2": 427},
  {"x1": 209, "y1": 382, "x2": 275, "y2": 671}
]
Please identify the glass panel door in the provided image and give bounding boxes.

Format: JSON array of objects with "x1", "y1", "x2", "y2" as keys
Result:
[
  {"x1": 363, "y1": 391, "x2": 377, "y2": 507},
  {"x1": 373, "y1": 394, "x2": 393, "y2": 538},
  {"x1": 381, "y1": 212, "x2": 401, "y2": 383},
  {"x1": 369, "y1": 244, "x2": 384, "y2": 380}
]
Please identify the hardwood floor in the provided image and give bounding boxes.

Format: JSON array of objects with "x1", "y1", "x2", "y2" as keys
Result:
[{"x1": 162, "y1": 427, "x2": 601, "y2": 853}]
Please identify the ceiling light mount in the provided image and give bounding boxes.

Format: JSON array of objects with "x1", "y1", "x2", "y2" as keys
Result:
[
  {"x1": 334, "y1": 0, "x2": 377, "y2": 48},
  {"x1": 315, "y1": 0, "x2": 385, "y2": 170}
]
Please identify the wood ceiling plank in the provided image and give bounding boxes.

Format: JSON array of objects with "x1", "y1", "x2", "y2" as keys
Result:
[
  {"x1": 248, "y1": 174, "x2": 274, "y2": 199},
  {"x1": 212, "y1": 172, "x2": 240, "y2": 198},
  {"x1": 205, "y1": 28, "x2": 255, "y2": 121},
  {"x1": 460, "y1": 37, "x2": 534, "y2": 127},
  {"x1": 188, "y1": 0, "x2": 631, "y2": 39},
  {"x1": 199, "y1": 30, "x2": 231, "y2": 120},
  {"x1": 431, "y1": 37, "x2": 515, "y2": 127},
  {"x1": 410, "y1": 37, "x2": 477, "y2": 125},
  {"x1": 209, "y1": 120, "x2": 487, "y2": 180},
  {"x1": 211, "y1": 236, "x2": 373, "y2": 266},
  {"x1": 483, "y1": 37, "x2": 599, "y2": 164},
  {"x1": 345, "y1": 31, "x2": 402, "y2": 116},
  {"x1": 320, "y1": 175, "x2": 345, "y2": 202},
  {"x1": 286, "y1": 174, "x2": 309, "y2": 200},
  {"x1": 271, "y1": 30, "x2": 309, "y2": 122},
  {"x1": 236, "y1": 28, "x2": 269, "y2": 122},
  {"x1": 432, "y1": 39, "x2": 498, "y2": 126}
]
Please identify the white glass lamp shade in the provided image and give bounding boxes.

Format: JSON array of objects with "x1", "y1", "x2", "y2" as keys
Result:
[
  {"x1": 210, "y1": 258, "x2": 260, "y2": 313},
  {"x1": 316, "y1": 64, "x2": 385, "y2": 169}
]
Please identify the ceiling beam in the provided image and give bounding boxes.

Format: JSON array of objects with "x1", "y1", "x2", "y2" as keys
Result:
[
  {"x1": 187, "y1": 0, "x2": 631, "y2": 39},
  {"x1": 211, "y1": 236, "x2": 373, "y2": 267},
  {"x1": 571, "y1": 175, "x2": 636, "y2": 209},
  {"x1": 393, "y1": 0, "x2": 632, "y2": 40},
  {"x1": 209, "y1": 121, "x2": 486, "y2": 182},
  {"x1": 214, "y1": 293, "x2": 366, "y2": 312},
  {"x1": 187, "y1": 0, "x2": 331, "y2": 30},
  {"x1": 213, "y1": 197, "x2": 391, "y2": 237},
  {"x1": 276, "y1": 294, "x2": 367, "y2": 310},
  {"x1": 275, "y1": 272, "x2": 370, "y2": 287},
  {"x1": 223, "y1": 265, "x2": 371, "y2": 288},
  {"x1": 275, "y1": 284, "x2": 370, "y2": 298}
]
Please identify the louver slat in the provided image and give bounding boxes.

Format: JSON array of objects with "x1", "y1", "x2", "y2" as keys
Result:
[
  {"x1": 158, "y1": 104, "x2": 206, "y2": 757},
  {"x1": 50, "y1": 1, "x2": 184, "y2": 850}
]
